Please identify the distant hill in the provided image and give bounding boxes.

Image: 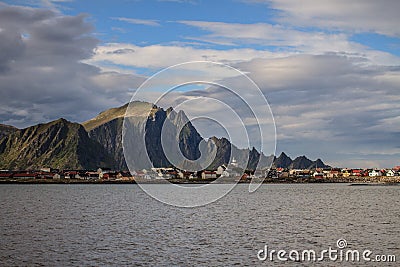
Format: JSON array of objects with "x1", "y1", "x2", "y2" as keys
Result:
[
  {"x1": 272, "y1": 153, "x2": 329, "y2": 169},
  {"x1": 290, "y1": 156, "x2": 329, "y2": 169},
  {"x1": 206, "y1": 137, "x2": 274, "y2": 170},
  {"x1": 273, "y1": 152, "x2": 293, "y2": 168}
]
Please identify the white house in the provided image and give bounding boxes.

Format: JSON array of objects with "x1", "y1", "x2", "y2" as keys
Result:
[
  {"x1": 312, "y1": 171, "x2": 324, "y2": 178},
  {"x1": 216, "y1": 165, "x2": 227, "y2": 175},
  {"x1": 221, "y1": 170, "x2": 230, "y2": 177},
  {"x1": 386, "y1": 170, "x2": 395, "y2": 177},
  {"x1": 369, "y1": 170, "x2": 381, "y2": 177},
  {"x1": 202, "y1": 171, "x2": 217, "y2": 179},
  {"x1": 53, "y1": 173, "x2": 62, "y2": 179},
  {"x1": 230, "y1": 157, "x2": 238, "y2": 167}
]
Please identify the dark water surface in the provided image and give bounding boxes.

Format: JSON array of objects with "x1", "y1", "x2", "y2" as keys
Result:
[{"x1": 0, "y1": 184, "x2": 399, "y2": 266}]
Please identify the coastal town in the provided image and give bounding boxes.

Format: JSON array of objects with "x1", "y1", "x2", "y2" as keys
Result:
[{"x1": 1, "y1": 161, "x2": 400, "y2": 184}]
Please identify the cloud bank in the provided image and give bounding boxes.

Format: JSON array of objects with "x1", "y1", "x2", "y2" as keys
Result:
[
  {"x1": 0, "y1": 1, "x2": 399, "y2": 168},
  {"x1": 0, "y1": 3, "x2": 144, "y2": 127}
]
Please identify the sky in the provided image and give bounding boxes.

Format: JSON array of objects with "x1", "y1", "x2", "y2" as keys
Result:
[{"x1": 0, "y1": 0, "x2": 399, "y2": 168}]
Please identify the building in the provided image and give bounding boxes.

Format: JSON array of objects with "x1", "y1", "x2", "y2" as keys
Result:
[
  {"x1": 241, "y1": 173, "x2": 249, "y2": 181},
  {"x1": 52, "y1": 173, "x2": 65, "y2": 179},
  {"x1": 0, "y1": 173, "x2": 13, "y2": 179},
  {"x1": 64, "y1": 171, "x2": 82, "y2": 179},
  {"x1": 230, "y1": 157, "x2": 238, "y2": 167},
  {"x1": 352, "y1": 169, "x2": 363, "y2": 176},
  {"x1": 86, "y1": 172, "x2": 100, "y2": 179},
  {"x1": 312, "y1": 171, "x2": 324, "y2": 178},
  {"x1": 369, "y1": 170, "x2": 381, "y2": 177},
  {"x1": 13, "y1": 173, "x2": 37, "y2": 179},
  {"x1": 216, "y1": 165, "x2": 227, "y2": 175},
  {"x1": 386, "y1": 170, "x2": 395, "y2": 177},
  {"x1": 329, "y1": 169, "x2": 341, "y2": 178},
  {"x1": 102, "y1": 172, "x2": 118, "y2": 180},
  {"x1": 201, "y1": 171, "x2": 217, "y2": 179},
  {"x1": 342, "y1": 169, "x2": 351, "y2": 177}
]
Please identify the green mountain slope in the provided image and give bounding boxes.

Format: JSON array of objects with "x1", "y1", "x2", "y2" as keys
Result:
[{"x1": 0, "y1": 118, "x2": 115, "y2": 170}]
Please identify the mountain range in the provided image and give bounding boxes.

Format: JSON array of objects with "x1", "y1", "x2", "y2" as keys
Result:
[
  {"x1": 272, "y1": 152, "x2": 327, "y2": 169},
  {"x1": 0, "y1": 102, "x2": 329, "y2": 170}
]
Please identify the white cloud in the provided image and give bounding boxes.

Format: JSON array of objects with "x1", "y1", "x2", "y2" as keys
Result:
[
  {"x1": 88, "y1": 43, "x2": 281, "y2": 69},
  {"x1": 252, "y1": 0, "x2": 400, "y2": 37},
  {"x1": 0, "y1": 3, "x2": 143, "y2": 127},
  {"x1": 112, "y1": 17, "x2": 161, "y2": 27},
  {"x1": 40, "y1": 0, "x2": 73, "y2": 11},
  {"x1": 179, "y1": 20, "x2": 349, "y2": 48},
  {"x1": 177, "y1": 20, "x2": 400, "y2": 65}
]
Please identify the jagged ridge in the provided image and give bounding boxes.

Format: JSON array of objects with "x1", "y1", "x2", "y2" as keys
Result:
[{"x1": 273, "y1": 152, "x2": 329, "y2": 169}]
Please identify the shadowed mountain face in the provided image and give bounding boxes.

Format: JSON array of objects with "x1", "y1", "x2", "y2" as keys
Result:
[
  {"x1": 0, "y1": 102, "x2": 328, "y2": 171},
  {"x1": 272, "y1": 153, "x2": 329, "y2": 169},
  {"x1": 0, "y1": 119, "x2": 115, "y2": 170},
  {"x1": 84, "y1": 117, "x2": 126, "y2": 170},
  {"x1": 205, "y1": 137, "x2": 275, "y2": 170},
  {"x1": 290, "y1": 156, "x2": 315, "y2": 169},
  {"x1": 274, "y1": 152, "x2": 293, "y2": 168},
  {"x1": 83, "y1": 102, "x2": 204, "y2": 170}
]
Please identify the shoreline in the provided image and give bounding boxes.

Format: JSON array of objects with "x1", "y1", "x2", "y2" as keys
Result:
[{"x1": 0, "y1": 177, "x2": 399, "y2": 185}]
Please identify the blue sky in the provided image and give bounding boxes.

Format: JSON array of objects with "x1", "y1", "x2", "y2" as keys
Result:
[
  {"x1": 0, "y1": 0, "x2": 399, "y2": 168},
  {"x1": 59, "y1": 0, "x2": 279, "y2": 45},
  {"x1": 13, "y1": 0, "x2": 399, "y2": 56},
  {"x1": 13, "y1": 0, "x2": 276, "y2": 44}
]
